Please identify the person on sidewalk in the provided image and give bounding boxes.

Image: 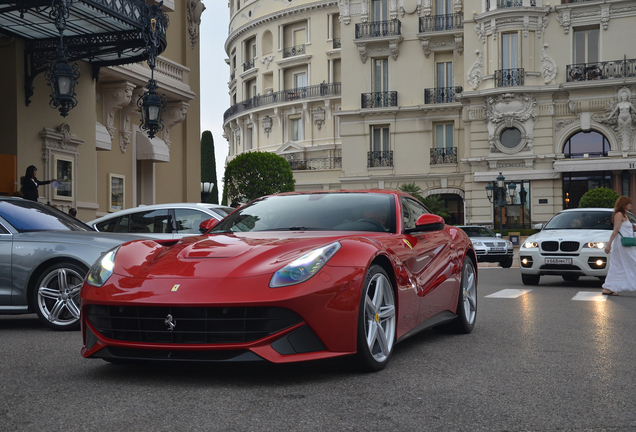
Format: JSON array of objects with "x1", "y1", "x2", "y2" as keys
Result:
[{"x1": 602, "y1": 196, "x2": 636, "y2": 296}]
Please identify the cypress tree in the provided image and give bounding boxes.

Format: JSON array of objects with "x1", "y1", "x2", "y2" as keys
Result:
[{"x1": 200, "y1": 130, "x2": 219, "y2": 203}]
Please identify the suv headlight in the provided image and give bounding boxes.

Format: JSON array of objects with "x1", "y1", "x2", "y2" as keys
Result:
[
  {"x1": 86, "y1": 247, "x2": 119, "y2": 287},
  {"x1": 270, "y1": 242, "x2": 341, "y2": 288},
  {"x1": 584, "y1": 242, "x2": 606, "y2": 249},
  {"x1": 522, "y1": 241, "x2": 538, "y2": 249}
]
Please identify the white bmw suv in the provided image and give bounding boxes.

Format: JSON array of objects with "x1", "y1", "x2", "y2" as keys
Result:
[{"x1": 519, "y1": 208, "x2": 636, "y2": 285}]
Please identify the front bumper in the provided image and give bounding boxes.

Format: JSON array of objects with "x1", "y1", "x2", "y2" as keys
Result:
[
  {"x1": 518, "y1": 248, "x2": 608, "y2": 277},
  {"x1": 474, "y1": 247, "x2": 514, "y2": 263},
  {"x1": 80, "y1": 265, "x2": 365, "y2": 363}
]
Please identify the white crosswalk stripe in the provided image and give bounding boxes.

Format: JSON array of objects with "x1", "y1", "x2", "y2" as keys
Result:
[
  {"x1": 484, "y1": 289, "x2": 607, "y2": 301},
  {"x1": 485, "y1": 289, "x2": 531, "y2": 298}
]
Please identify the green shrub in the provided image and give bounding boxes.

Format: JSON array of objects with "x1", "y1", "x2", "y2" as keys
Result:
[
  {"x1": 223, "y1": 152, "x2": 295, "y2": 203},
  {"x1": 578, "y1": 187, "x2": 619, "y2": 208}
]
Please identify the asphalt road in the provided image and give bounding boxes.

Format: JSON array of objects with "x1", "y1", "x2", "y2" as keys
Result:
[{"x1": 1, "y1": 268, "x2": 636, "y2": 431}]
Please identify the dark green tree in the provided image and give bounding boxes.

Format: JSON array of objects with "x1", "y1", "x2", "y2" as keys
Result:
[
  {"x1": 398, "y1": 183, "x2": 450, "y2": 219},
  {"x1": 200, "y1": 130, "x2": 219, "y2": 203},
  {"x1": 578, "y1": 187, "x2": 620, "y2": 208},
  {"x1": 223, "y1": 152, "x2": 295, "y2": 203}
]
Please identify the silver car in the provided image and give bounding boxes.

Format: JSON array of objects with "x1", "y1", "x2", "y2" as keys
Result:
[
  {"x1": 87, "y1": 202, "x2": 235, "y2": 238},
  {"x1": 0, "y1": 197, "x2": 148, "y2": 330},
  {"x1": 458, "y1": 225, "x2": 515, "y2": 268}
]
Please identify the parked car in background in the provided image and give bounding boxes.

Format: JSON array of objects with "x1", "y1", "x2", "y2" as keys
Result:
[
  {"x1": 458, "y1": 226, "x2": 514, "y2": 268},
  {"x1": 87, "y1": 203, "x2": 235, "y2": 238},
  {"x1": 0, "y1": 197, "x2": 149, "y2": 330},
  {"x1": 518, "y1": 208, "x2": 632, "y2": 285},
  {"x1": 81, "y1": 190, "x2": 478, "y2": 372}
]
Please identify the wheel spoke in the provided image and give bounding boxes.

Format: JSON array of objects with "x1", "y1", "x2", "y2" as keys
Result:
[
  {"x1": 372, "y1": 277, "x2": 384, "y2": 308},
  {"x1": 366, "y1": 320, "x2": 378, "y2": 347},
  {"x1": 378, "y1": 304, "x2": 395, "y2": 320},
  {"x1": 376, "y1": 323, "x2": 389, "y2": 357},
  {"x1": 66, "y1": 300, "x2": 81, "y2": 319},
  {"x1": 466, "y1": 295, "x2": 477, "y2": 312},
  {"x1": 68, "y1": 284, "x2": 82, "y2": 297},
  {"x1": 365, "y1": 295, "x2": 377, "y2": 317},
  {"x1": 56, "y1": 269, "x2": 69, "y2": 291},
  {"x1": 47, "y1": 299, "x2": 65, "y2": 322},
  {"x1": 39, "y1": 286, "x2": 61, "y2": 300}
]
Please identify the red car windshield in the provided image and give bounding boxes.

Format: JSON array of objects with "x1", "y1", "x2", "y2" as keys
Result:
[{"x1": 214, "y1": 193, "x2": 396, "y2": 234}]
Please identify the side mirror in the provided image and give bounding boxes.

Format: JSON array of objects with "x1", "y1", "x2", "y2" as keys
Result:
[
  {"x1": 496, "y1": 233, "x2": 502, "y2": 238},
  {"x1": 404, "y1": 214, "x2": 445, "y2": 234},
  {"x1": 533, "y1": 223, "x2": 543, "y2": 231},
  {"x1": 199, "y1": 218, "x2": 220, "y2": 233}
]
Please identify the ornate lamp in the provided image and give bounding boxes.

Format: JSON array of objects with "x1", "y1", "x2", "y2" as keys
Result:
[
  {"x1": 46, "y1": 0, "x2": 80, "y2": 117},
  {"x1": 485, "y1": 182, "x2": 494, "y2": 203},
  {"x1": 508, "y1": 180, "x2": 517, "y2": 202},
  {"x1": 138, "y1": 7, "x2": 169, "y2": 139}
]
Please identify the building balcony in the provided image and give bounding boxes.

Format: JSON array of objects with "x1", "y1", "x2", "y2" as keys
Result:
[
  {"x1": 361, "y1": 91, "x2": 398, "y2": 109},
  {"x1": 424, "y1": 86, "x2": 463, "y2": 104},
  {"x1": 242, "y1": 59, "x2": 254, "y2": 72},
  {"x1": 419, "y1": 13, "x2": 463, "y2": 33},
  {"x1": 288, "y1": 157, "x2": 342, "y2": 171},
  {"x1": 494, "y1": 68, "x2": 525, "y2": 87},
  {"x1": 566, "y1": 58, "x2": 636, "y2": 82},
  {"x1": 367, "y1": 151, "x2": 393, "y2": 168},
  {"x1": 223, "y1": 82, "x2": 341, "y2": 121},
  {"x1": 430, "y1": 147, "x2": 457, "y2": 165},
  {"x1": 355, "y1": 20, "x2": 401, "y2": 39},
  {"x1": 283, "y1": 44, "x2": 306, "y2": 58},
  {"x1": 485, "y1": 0, "x2": 536, "y2": 10},
  {"x1": 497, "y1": 0, "x2": 523, "y2": 7},
  {"x1": 333, "y1": 38, "x2": 341, "y2": 49}
]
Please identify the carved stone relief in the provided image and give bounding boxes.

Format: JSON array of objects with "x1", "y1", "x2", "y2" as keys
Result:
[
  {"x1": 484, "y1": 93, "x2": 538, "y2": 154},
  {"x1": 103, "y1": 82, "x2": 135, "y2": 140},
  {"x1": 592, "y1": 87, "x2": 636, "y2": 152},
  {"x1": 162, "y1": 102, "x2": 189, "y2": 149},
  {"x1": 187, "y1": 0, "x2": 206, "y2": 49},
  {"x1": 120, "y1": 89, "x2": 144, "y2": 154},
  {"x1": 262, "y1": 115, "x2": 272, "y2": 138},
  {"x1": 540, "y1": 44, "x2": 557, "y2": 84},
  {"x1": 313, "y1": 108, "x2": 326, "y2": 131},
  {"x1": 260, "y1": 55, "x2": 275, "y2": 69},
  {"x1": 467, "y1": 50, "x2": 483, "y2": 91}
]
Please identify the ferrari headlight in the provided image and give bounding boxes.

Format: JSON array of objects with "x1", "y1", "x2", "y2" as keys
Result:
[
  {"x1": 584, "y1": 242, "x2": 606, "y2": 249},
  {"x1": 522, "y1": 241, "x2": 538, "y2": 249},
  {"x1": 270, "y1": 242, "x2": 341, "y2": 288},
  {"x1": 86, "y1": 247, "x2": 119, "y2": 287}
]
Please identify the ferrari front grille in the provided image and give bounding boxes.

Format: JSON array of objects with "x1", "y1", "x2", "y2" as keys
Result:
[{"x1": 85, "y1": 305, "x2": 302, "y2": 344}]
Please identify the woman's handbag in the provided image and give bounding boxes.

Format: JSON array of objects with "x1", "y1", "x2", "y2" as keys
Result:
[{"x1": 619, "y1": 232, "x2": 636, "y2": 247}]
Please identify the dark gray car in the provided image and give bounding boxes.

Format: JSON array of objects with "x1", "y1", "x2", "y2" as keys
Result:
[{"x1": 0, "y1": 197, "x2": 148, "y2": 330}]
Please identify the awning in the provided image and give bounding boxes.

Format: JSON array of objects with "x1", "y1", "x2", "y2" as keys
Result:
[
  {"x1": 136, "y1": 131, "x2": 169, "y2": 162},
  {"x1": 95, "y1": 122, "x2": 111, "y2": 151}
]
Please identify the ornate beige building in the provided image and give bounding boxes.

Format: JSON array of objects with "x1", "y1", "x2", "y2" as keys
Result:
[
  {"x1": 0, "y1": 0, "x2": 205, "y2": 221},
  {"x1": 223, "y1": 0, "x2": 636, "y2": 228}
]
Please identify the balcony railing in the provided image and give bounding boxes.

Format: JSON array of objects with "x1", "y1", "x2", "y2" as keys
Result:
[
  {"x1": 287, "y1": 157, "x2": 342, "y2": 170},
  {"x1": 242, "y1": 59, "x2": 254, "y2": 72},
  {"x1": 333, "y1": 38, "x2": 341, "y2": 49},
  {"x1": 283, "y1": 44, "x2": 306, "y2": 58},
  {"x1": 419, "y1": 13, "x2": 463, "y2": 33},
  {"x1": 355, "y1": 20, "x2": 401, "y2": 39},
  {"x1": 494, "y1": 68, "x2": 525, "y2": 87},
  {"x1": 223, "y1": 82, "x2": 342, "y2": 121},
  {"x1": 424, "y1": 86, "x2": 463, "y2": 104},
  {"x1": 361, "y1": 91, "x2": 398, "y2": 109},
  {"x1": 566, "y1": 57, "x2": 636, "y2": 82},
  {"x1": 367, "y1": 151, "x2": 393, "y2": 168},
  {"x1": 430, "y1": 147, "x2": 458, "y2": 165},
  {"x1": 497, "y1": 0, "x2": 523, "y2": 7}
]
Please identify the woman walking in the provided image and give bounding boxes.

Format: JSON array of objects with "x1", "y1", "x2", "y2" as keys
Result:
[
  {"x1": 603, "y1": 196, "x2": 636, "y2": 295},
  {"x1": 22, "y1": 165, "x2": 55, "y2": 202}
]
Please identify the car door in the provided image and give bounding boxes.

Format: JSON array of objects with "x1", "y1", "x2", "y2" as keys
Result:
[
  {"x1": 398, "y1": 197, "x2": 455, "y2": 325},
  {"x1": 0, "y1": 221, "x2": 11, "y2": 306}
]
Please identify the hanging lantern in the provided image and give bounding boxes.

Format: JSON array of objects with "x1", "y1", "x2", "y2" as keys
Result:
[
  {"x1": 138, "y1": 79, "x2": 167, "y2": 139},
  {"x1": 46, "y1": 56, "x2": 80, "y2": 117}
]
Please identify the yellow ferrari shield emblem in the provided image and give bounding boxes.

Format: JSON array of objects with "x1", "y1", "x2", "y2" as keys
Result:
[
  {"x1": 171, "y1": 284, "x2": 180, "y2": 292},
  {"x1": 403, "y1": 239, "x2": 413, "y2": 249}
]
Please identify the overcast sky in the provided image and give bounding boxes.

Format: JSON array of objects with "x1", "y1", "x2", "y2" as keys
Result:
[{"x1": 199, "y1": 2, "x2": 230, "y2": 202}]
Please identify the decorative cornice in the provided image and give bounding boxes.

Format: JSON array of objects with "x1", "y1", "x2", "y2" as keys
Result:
[
  {"x1": 225, "y1": 1, "x2": 339, "y2": 53},
  {"x1": 187, "y1": 0, "x2": 206, "y2": 49}
]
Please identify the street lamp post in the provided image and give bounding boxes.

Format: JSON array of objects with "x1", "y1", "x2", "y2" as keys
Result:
[
  {"x1": 201, "y1": 182, "x2": 214, "y2": 203},
  {"x1": 486, "y1": 172, "x2": 517, "y2": 236}
]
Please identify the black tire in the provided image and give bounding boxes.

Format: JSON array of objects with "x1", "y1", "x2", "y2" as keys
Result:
[
  {"x1": 437, "y1": 256, "x2": 477, "y2": 334},
  {"x1": 562, "y1": 274, "x2": 580, "y2": 282},
  {"x1": 354, "y1": 265, "x2": 396, "y2": 372},
  {"x1": 32, "y1": 262, "x2": 85, "y2": 331},
  {"x1": 500, "y1": 257, "x2": 513, "y2": 268},
  {"x1": 521, "y1": 273, "x2": 540, "y2": 286}
]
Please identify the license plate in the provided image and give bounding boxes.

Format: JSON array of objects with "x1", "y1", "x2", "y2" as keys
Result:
[
  {"x1": 490, "y1": 247, "x2": 505, "y2": 251},
  {"x1": 545, "y1": 258, "x2": 572, "y2": 265}
]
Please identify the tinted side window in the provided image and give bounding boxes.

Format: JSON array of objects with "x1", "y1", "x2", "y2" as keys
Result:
[
  {"x1": 95, "y1": 217, "x2": 120, "y2": 232},
  {"x1": 401, "y1": 198, "x2": 429, "y2": 230},
  {"x1": 129, "y1": 209, "x2": 171, "y2": 233},
  {"x1": 174, "y1": 209, "x2": 212, "y2": 234}
]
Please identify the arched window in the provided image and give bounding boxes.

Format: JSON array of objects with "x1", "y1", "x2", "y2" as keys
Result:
[{"x1": 563, "y1": 130, "x2": 610, "y2": 158}]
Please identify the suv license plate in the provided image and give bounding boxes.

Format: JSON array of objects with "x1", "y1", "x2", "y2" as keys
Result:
[
  {"x1": 545, "y1": 258, "x2": 572, "y2": 265},
  {"x1": 490, "y1": 247, "x2": 505, "y2": 251}
]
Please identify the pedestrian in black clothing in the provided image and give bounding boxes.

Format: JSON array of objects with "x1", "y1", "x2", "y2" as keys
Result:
[{"x1": 22, "y1": 165, "x2": 55, "y2": 202}]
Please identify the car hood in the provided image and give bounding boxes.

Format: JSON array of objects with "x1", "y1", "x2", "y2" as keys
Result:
[
  {"x1": 527, "y1": 229, "x2": 611, "y2": 243},
  {"x1": 112, "y1": 231, "x2": 384, "y2": 279},
  {"x1": 17, "y1": 230, "x2": 150, "y2": 246}
]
